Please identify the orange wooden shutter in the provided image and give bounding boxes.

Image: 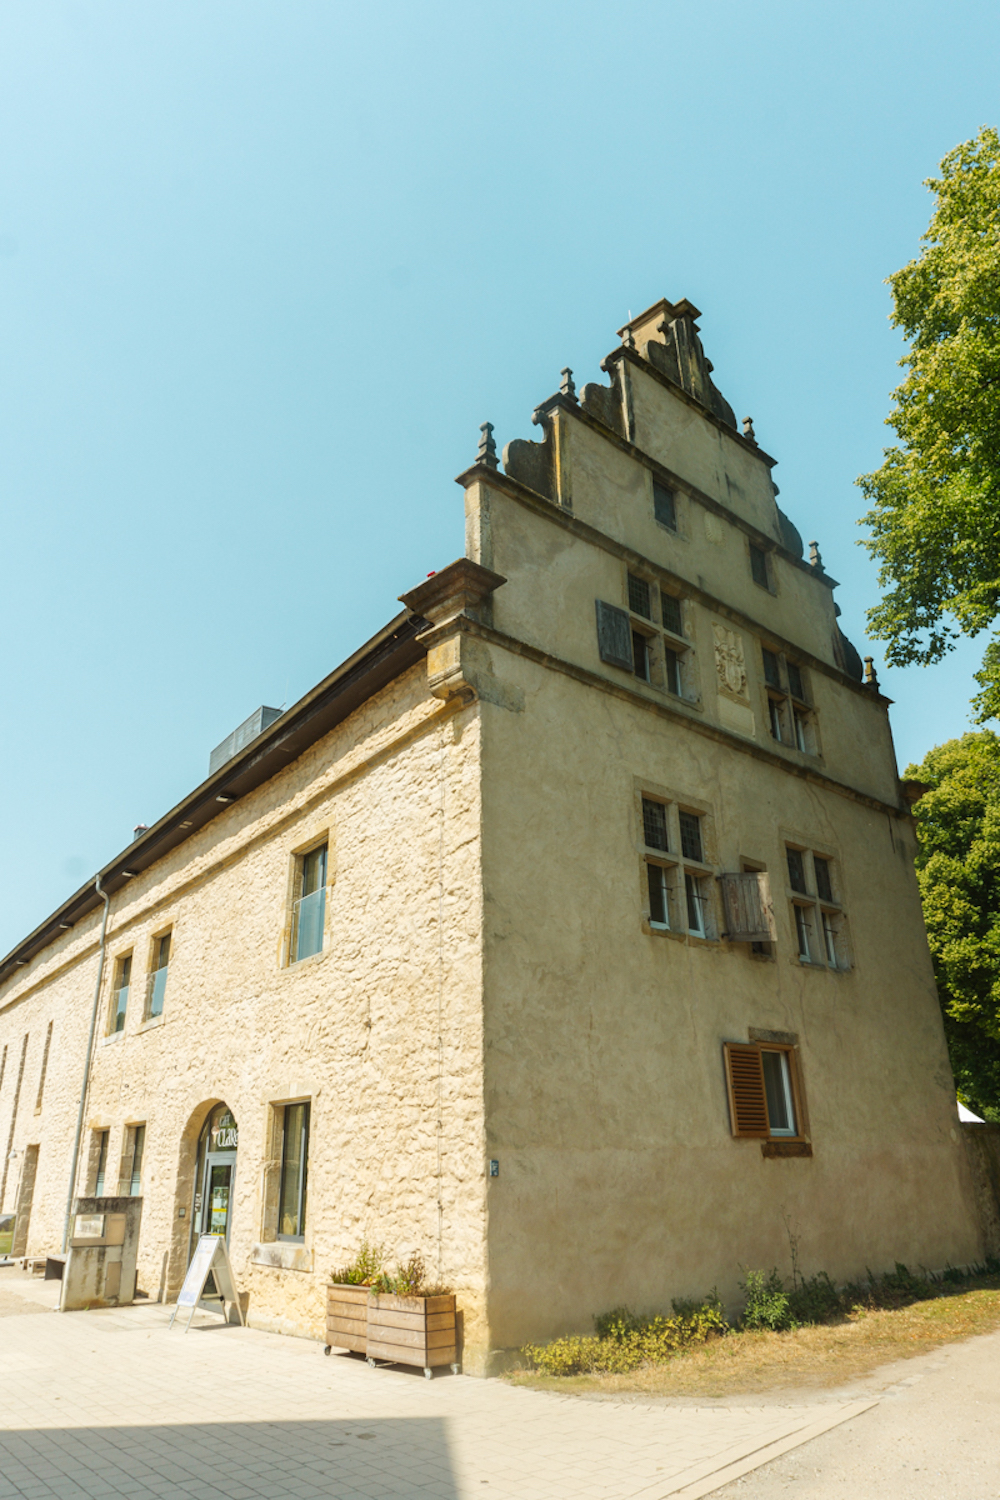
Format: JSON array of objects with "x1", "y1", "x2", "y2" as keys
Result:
[{"x1": 723, "y1": 1043, "x2": 769, "y2": 1138}]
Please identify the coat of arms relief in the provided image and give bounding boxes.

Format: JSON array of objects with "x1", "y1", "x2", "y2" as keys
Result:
[{"x1": 713, "y1": 624, "x2": 748, "y2": 702}]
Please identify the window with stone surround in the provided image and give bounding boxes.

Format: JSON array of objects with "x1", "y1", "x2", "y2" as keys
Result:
[
  {"x1": 638, "y1": 792, "x2": 717, "y2": 939},
  {"x1": 119, "y1": 1123, "x2": 146, "y2": 1196},
  {"x1": 289, "y1": 844, "x2": 328, "y2": 964},
  {"x1": 109, "y1": 954, "x2": 132, "y2": 1034},
  {"x1": 784, "y1": 843, "x2": 848, "y2": 969},
  {"x1": 597, "y1": 571, "x2": 692, "y2": 699},
  {"x1": 760, "y1": 646, "x2": 816, "y2": 754},
  {"x1": 146, "y1": 932, "x2": 171, "y2": 1018},
  {"x1": 723, "y1": 1038, "x2": 807, "y2": 1145},
  {"x1": 278, "y1": 1102, "x2": 310, "y2": 1241}
]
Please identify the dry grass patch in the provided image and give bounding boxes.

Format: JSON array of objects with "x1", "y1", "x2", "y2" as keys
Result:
[{"x1": 507, "y1": 1278, "x2": 1000, "y2": 1399}]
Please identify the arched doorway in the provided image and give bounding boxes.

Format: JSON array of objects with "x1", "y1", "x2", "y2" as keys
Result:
[{"x1": 190, "y1": 1103, "x2": 239, "y2": 1254}]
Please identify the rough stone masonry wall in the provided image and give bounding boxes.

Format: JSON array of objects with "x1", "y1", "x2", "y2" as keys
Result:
[{"x1": 0, "y1": 664, "x2": 491, "y2": 1362}]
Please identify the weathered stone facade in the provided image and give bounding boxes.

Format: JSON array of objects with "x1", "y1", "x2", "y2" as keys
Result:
[{"x1": 0, "y1": 297, "x2": 987, "y2": 1373}]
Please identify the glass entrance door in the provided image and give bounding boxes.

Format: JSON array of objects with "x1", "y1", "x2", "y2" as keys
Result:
[
  {"x1": 205, "y1": 1161, "x2": 234, "y2": 1239},
  {"x1": 190, "y1": 1104, "x2": 239, "y2": 1270}
]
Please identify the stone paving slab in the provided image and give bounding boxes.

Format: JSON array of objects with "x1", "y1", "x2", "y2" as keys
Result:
[{"x1": 0, "y1": 1273, "x2": 874, "y2": 1499}]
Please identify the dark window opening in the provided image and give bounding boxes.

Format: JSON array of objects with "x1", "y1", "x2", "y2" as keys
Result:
[
  {"x1": 653, "y1": 482, "x2": 676, "y2": 530},
  {"x1": 628, "y1": 574, "x2": 652, "y2": 619},
  {"x1": 750, "y1": 544, "x2": 770, "y2": 589},
  {"x1": 642, "y1": 798, "x2": 668, "y2": 851},
  {"x1": 768, "y1": 698, "x2": 783, "y2": 741},
  {"x1": 647, "y1": 864, "x2": 669, "y2": 927},
  {"x1": 814, "y1": 857, "x2": 833, "y2": 904},
  {"x1": 661, "y1": 593, "x2": 683, "y2": 637},
  {"x1": 787, "y1": 662, "x2": 805, "y2": 701},
  {"x1": 679, "y1": 811, "x2": 703, "y2": 863},
  {"x1": 762, "y1": 649, "x2": 781, "y2": 689},
  {"x1": 786, "y1": 847, "x2": 807, "y2": 893},
  {"x1": 664, "y1": 647, "x2": 681, "y2": 697},
  {"x1": 632, "y1": 631, "x2": 650, "y2": 682}
]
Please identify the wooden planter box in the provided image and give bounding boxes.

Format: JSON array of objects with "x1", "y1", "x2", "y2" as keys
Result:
[
  {"x1": 367, "y1": 1291, "x2": 458, "y2": 1376},
  {"x1": 324, "y1": 1286, "x2": 459, "y2": 1376},
  {"x1": 325, "y1": 1284, "x2": 368, "y2": 1354}
]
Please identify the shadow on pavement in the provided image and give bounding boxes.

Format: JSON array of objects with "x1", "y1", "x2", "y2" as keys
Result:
[{"x1": 0, "y1": 1417, "x2": 460, "y2": 1499}]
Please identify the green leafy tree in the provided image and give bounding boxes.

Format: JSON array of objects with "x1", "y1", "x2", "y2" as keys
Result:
[
  {"x1": 859, "y1": 127, "x2": 1000, "y2": 719},
  {"x1": 907, "y1": 731, "x2": 1000, "y2": 1119}
]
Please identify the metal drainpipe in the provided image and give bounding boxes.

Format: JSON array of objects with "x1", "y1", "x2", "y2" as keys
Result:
[{"x1": 62, "y1": 874, "x2": 111, "y2": 1254}]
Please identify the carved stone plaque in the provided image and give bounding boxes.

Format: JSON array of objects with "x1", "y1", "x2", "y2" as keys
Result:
[{"x1": 714, "y1": 624, "x2": 748, "y2": 701}]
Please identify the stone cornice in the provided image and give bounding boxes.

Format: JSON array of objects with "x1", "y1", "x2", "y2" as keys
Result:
[{"x1": 462, "y1": 616, "x2": 907, "y2": 821}]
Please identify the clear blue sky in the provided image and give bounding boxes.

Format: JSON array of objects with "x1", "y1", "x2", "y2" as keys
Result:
[{"x1": 2, "y1": 0, "x2": 997, "y2": 955}]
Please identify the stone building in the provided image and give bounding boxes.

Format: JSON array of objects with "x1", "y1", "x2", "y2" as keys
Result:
[{"x1": 0, "y1": 297, "x2": 986, "y2": 1373}]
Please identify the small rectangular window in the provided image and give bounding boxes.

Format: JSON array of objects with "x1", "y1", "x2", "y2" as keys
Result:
[
  {"x1": 723, "y1": 1042, "x2": 803, "y2": 1141},
  {"x1": 794, "y1": 904, "x2": 812, "y2": 961},
  {"x1": 822, "y1": 912, "x2": 838, "y2": 966},
  {"x1": 786, "y1": 847, "x2": 807, "y2": 894},
  {"x1": 632, "y1": 631, "x2": 650, "y2": 682},
  {"x1": 762, "y1": 649, "x2": 781, "y2": 689},
  {"x1": 291, "y1": 845, "x2": 328, "y2": 963},
  {"x1": 786, "y1": 662, "x2": 805, "y2": 701},
  {"x1": 278, "y1": 1101, "x2": 310, "y2": 1241},
  {"x1": 685, "y1": 872, "x2": 705, "y2": 935},
  {"x1": 750, "y1": 544, "x2": 770, "y2": 590},
  {"x1": 111, "y1": 955, "x2": 131, "y2": 1033},
  {"x1": 126, "y1": 1124, "x2": 146, "y2": 1196},
  {"x1": 647, "y1": 863, "x2": 670, "y2": 928},
  {"x1": 814, "y1": 857, "x2": 833, "y2": 903},
  {"x1": 661, "y1": 593, "x2": 683, "y2": 637},
  {"x1": 793, "y1": 709, "x2": 808, "y2": 753},
  {"x1": 627, "y1": 574, "x2": 652, "y2": 619},
  {"x1": 653, "y1": 482, "x2": 676, "y2": 530},
  {"x1": 679, "y1": 811, "x2": 703, "y2": 863},
  {"x1": 147, "y1": 933, "x2": 171, "y2": 1018},
  {"x1": 94, "y1": 1130, "x2": 109, "y2": 1196},
  {"x1": 641, "y1": 797, "x2": 668, "y2": 851},
  {"x1": 761, "y1": 1050, "x2": 797, "y2": 1136},
  {"x1": 664, "y1": 647, "x2": 681, "y2": 697},
  {"x1": 768, "y1": 698, "x2": 783, "y2": 741}
]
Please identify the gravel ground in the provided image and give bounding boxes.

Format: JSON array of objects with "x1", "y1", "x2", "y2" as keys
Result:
[{"x1": 714, "y1": 1328, "x2": 1000, "y2": 1499}]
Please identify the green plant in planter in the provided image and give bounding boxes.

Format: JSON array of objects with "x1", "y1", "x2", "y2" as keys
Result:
[{"x1": 330, "y1": 1239, "x2": 387, "y2": 1286}]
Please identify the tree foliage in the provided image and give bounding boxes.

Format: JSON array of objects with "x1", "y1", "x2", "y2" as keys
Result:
[
  {"x1": 907, "y1": 731, "x2": 1000, "y2": 1119},
  {"x1": 859, "y1": 127, "x2": 1000, "y2": 719}
]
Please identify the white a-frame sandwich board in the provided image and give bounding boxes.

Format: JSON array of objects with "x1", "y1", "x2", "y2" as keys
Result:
[{"x1": 169, "y1": 1233, "x2": 245, "y2": 1331}]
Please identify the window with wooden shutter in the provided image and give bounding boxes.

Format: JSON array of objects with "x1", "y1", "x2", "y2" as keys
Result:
[
  {"x1": 723, "y1": 1043, "x2": 770, "y2": 1138},
  {"x1": 595, "y1": 600, "x2": 633, "y2": 672},
  {"x1": 718, "y1": 872, "x2": 776, "y2": 942}
]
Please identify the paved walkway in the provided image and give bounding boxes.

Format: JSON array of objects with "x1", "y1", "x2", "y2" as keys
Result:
[{"x1": 0, "y1": 1270, "x2": 872, "y2": 1500}]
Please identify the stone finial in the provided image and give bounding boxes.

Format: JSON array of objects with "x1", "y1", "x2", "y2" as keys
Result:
[
  {"x1": 863, "y1": 656, "x2": 880, "y2": 690},
  {"x1": 477, "y1": 421, "x2": 499, "y2": 469},
  {"x1": 809, "y1": 540, "x2": 825, "y2": 574},
  {"x1": 560, "y1": 367, "x2": 577, "y2": 400},
  {"x1": 621, "y1": 324, "x2": 635, "y2": 349},
  {"x1": 742, "y1": 416, "x2": 757, "y2": 444}
]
